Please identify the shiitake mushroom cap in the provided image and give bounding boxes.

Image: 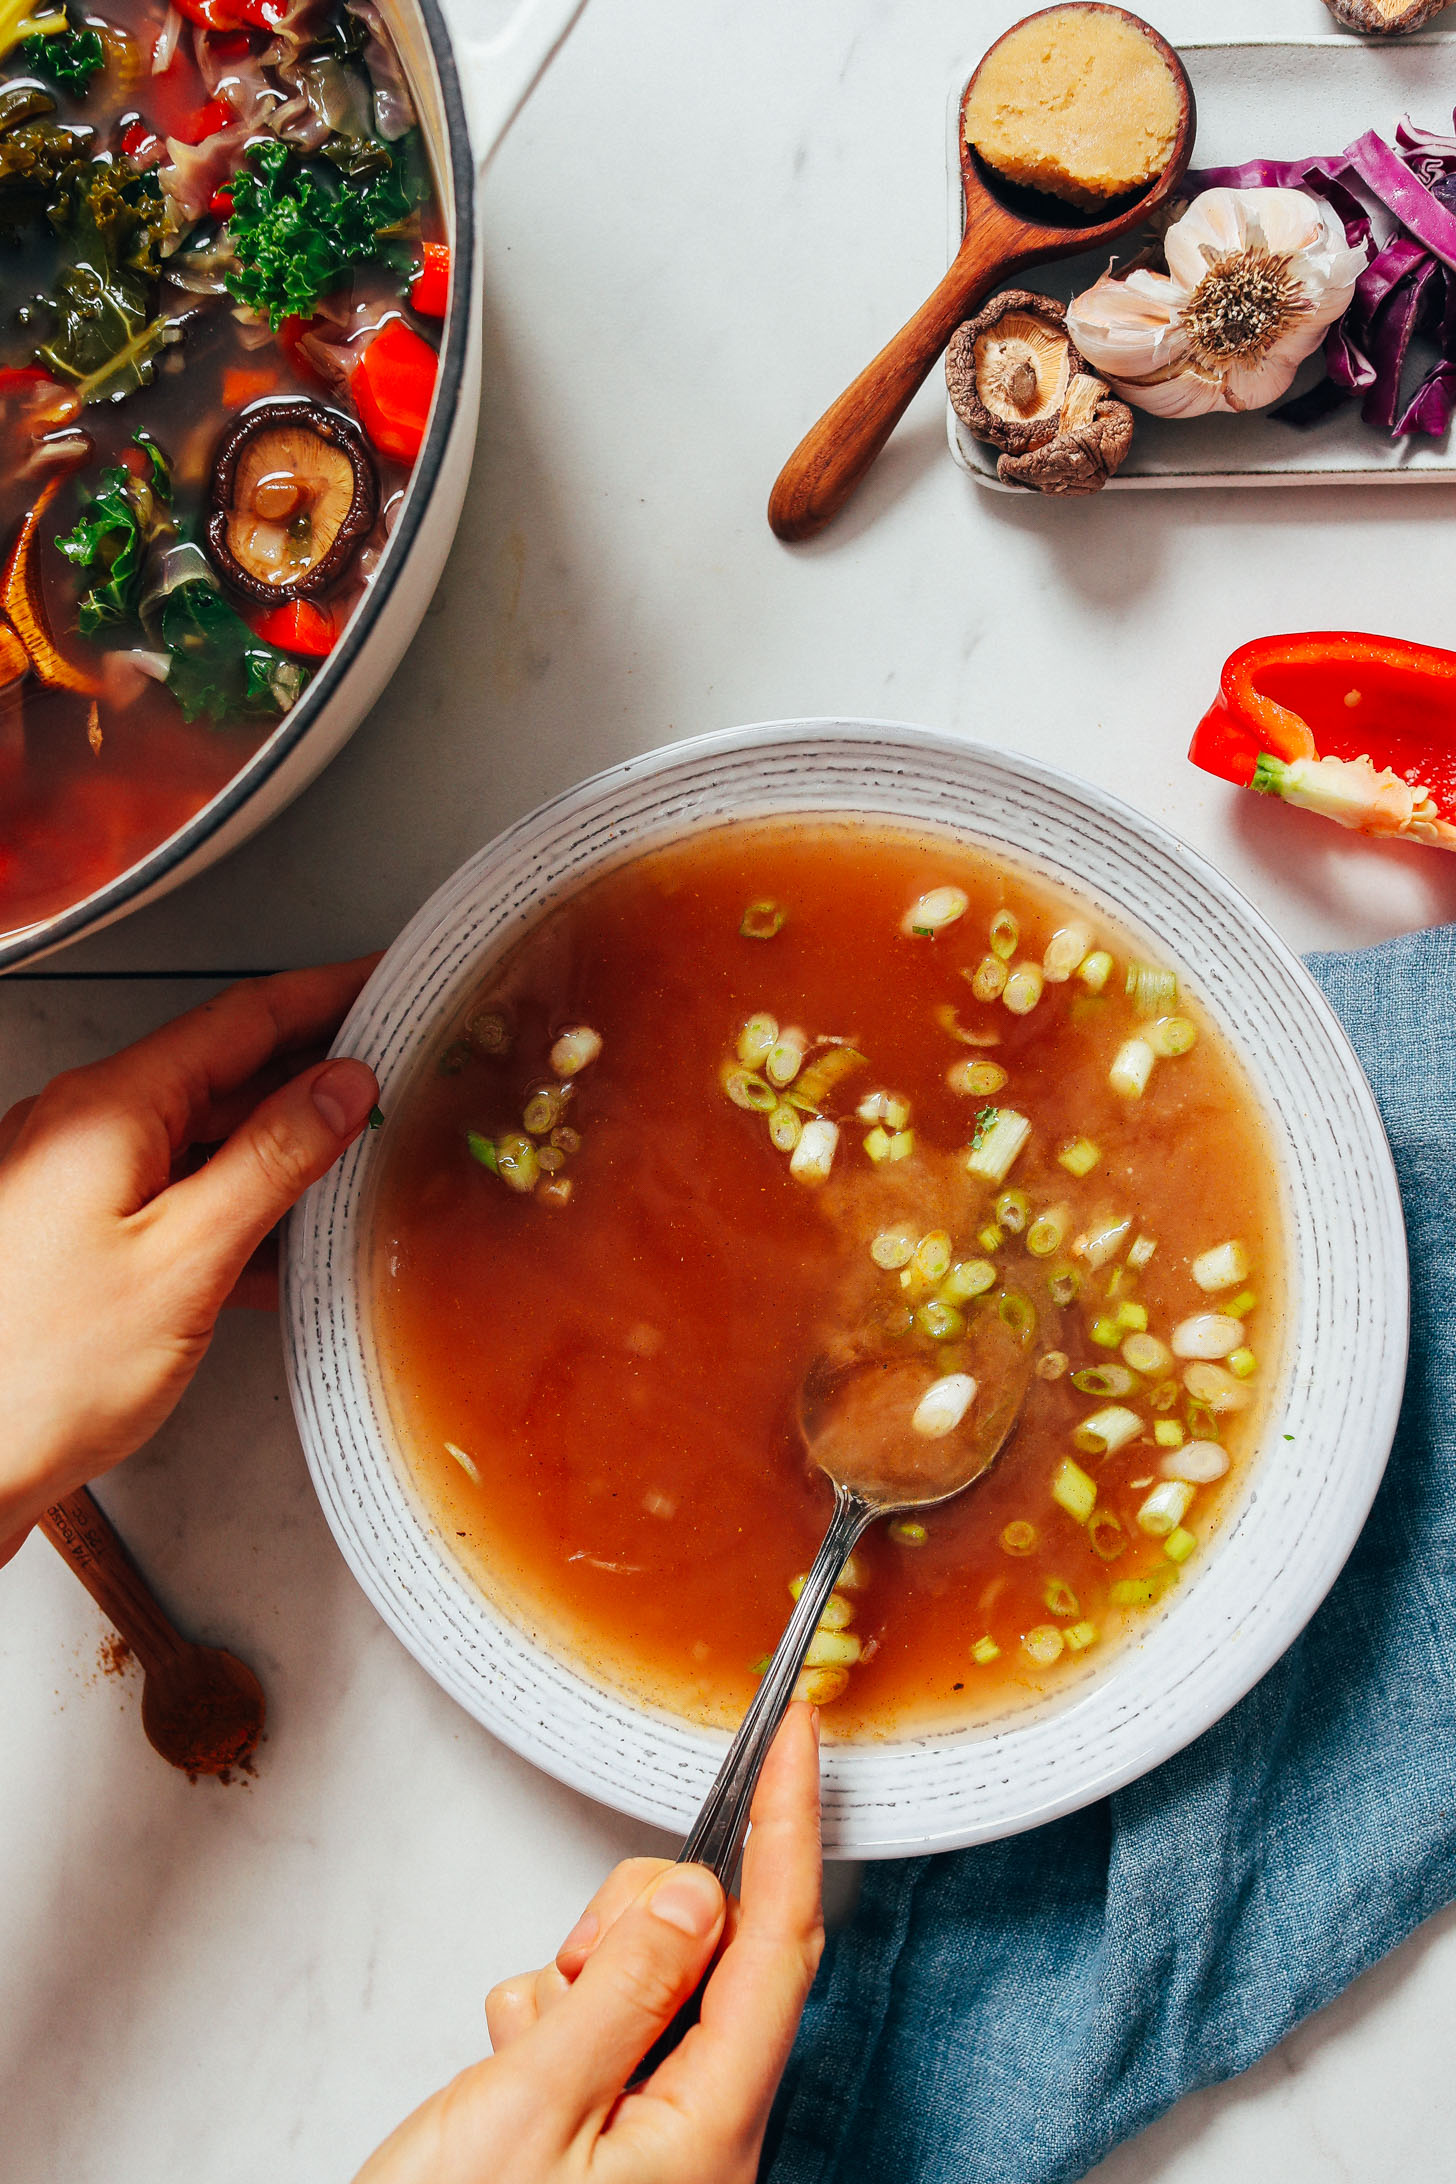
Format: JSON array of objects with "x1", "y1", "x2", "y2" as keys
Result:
[
  {"x1": 946, "y1": 290, "x2": 1090, "y2": 455},
  {"x1": 206, "y1": 399, "x2": 378, "y2": 605}
]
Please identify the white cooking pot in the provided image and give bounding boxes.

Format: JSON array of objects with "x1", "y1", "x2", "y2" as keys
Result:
[{"x1": 0, "y1": 0, "x2": 587, "y2": 972}]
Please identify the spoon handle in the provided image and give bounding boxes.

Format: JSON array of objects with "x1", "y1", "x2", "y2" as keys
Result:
[
  {"x1": 39, "y1": 1487, "x2": 188, "y2": 1678},
  {"x1": 627, "y1": 1483, "x2": 876, "y2": 2087},
  {"x1": 767, "y1": 212, "x2": 1031, "y2": 543}
]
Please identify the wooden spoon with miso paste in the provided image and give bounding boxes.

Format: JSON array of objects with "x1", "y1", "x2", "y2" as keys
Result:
[
  {"x1": 629, "y1": 1299, "x2": 1034, "y2": 2082},
  {"x1": 767, "y1": 3, "x2": 1195, "y2": 542}
]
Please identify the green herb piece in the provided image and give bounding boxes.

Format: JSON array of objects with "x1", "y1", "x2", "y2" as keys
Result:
[
  {"x1": 30, "y1": 152, "x2": 177, "y2": 403},
  {"x1": 22, "y1": 24, "x2": 105, "y2": 90},
  {"x1": 54, "y1": 434, "x2": 174, "y2": 634},
  {"x1": 465, "y1": 1130, "x2": 498, "y2": 1173},
  {"x1": 161, "y1": 580, "x2": 309, "y2": 725},
  {"x1": 225, "y1": 134, "x2": 425, "y2": 328},
  {"x1": 971, "y1": 1104, "x2": 998, "y2": 1152},
  {"x1": 367, "y1": 1104, "x2": 384, "y2": 1130},
  {"x1": 739, "y1": 899, "x2": 785, "y2": 940}
]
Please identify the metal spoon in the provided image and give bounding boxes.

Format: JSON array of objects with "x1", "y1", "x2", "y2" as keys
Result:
[
  {"x1": 41, "y1": 1486, "x2": 265, "y2": 1779},
  {"x1": 631, "y1": 1303, "x2": 1034, "y2": 2079},
  {"x1": 767, "y1": 2, "x2": 1195, "y2": 542}
]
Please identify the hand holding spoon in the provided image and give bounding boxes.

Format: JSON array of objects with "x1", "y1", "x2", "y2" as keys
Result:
[
  {"x1": 41, "y1": 1487, "x2": 265, "y2": 1778},
  {"x1": 767, "y1": 3, "x2": 1195, "y2": 542},
  {"x1": 630, "y1": 1303, "x2": 1034, "y2": 2081}
]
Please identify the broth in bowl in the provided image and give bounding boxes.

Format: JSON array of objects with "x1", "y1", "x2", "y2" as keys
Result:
[{"x1": 371, "y1": 819, "x2": 1282, "y2": 1737}]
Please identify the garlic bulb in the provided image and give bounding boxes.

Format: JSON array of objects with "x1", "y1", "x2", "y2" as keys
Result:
[{"x1": 1066, "y1": 187, "x2": 1369, "y2": 418}]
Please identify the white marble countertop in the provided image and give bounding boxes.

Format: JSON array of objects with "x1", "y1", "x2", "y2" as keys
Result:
[{"x1": 5, "y1": 0, "x2": 1456, "y2": 2176}]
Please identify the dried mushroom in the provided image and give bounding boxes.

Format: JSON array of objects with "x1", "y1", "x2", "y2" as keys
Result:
[
  {"x1": 997, "y1": 373, "x2": 1134, "y2": 495},
  {"x1": 1321, "y1": 0, "x2": 1449, "y2": 29},
  {"x1": 206, "y1": 400, "x2": 377, "y2": 604},
  {"x1": 946, "y1": 291, "x2": 1079, "y2": 454}
]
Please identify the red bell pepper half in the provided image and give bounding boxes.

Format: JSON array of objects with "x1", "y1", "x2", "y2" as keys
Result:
[
  {"x1": 1190, "y1": 631, "x2": 1456, "y2": 850},
  {"x1": 410, "y1": 242, "x2": 450, "y2": 319}
]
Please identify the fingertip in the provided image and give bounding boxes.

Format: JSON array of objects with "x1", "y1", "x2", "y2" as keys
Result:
[
  {"x1": 645, "y1": 1863, "x2": 724, "y2": 1939},
  {"x1": 308, "y1": 1056, "x2": 378, "y2": 1139}
]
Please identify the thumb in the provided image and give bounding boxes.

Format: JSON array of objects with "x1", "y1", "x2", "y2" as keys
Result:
[
  {"x1": 526, "y1": 1863, "x2": 725, "y2": 2127},
  {"x1": 156, "y1": 1056, "x2": 378, "y2": 1304}
]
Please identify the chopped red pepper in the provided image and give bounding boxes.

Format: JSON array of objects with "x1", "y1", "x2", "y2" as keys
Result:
[
  {"x1": 207, "y1": 28, "x2": 254, "y2": 56},
  {"x1": 170, "y1": 0, "x2": 246, "y2": 29},
  {"x1": 350, "y1": 318, "x2": 438, "y2": 465},
  {"x1": 253, "y1": 600, "x2": 336, "y2": 657},
  {"x1": 121, "y1": 122, "x2": 165, "y2": 167},
  {"x1": 210, "y1": 185, "x2": 235, "y2": 219},
  {"x1": 177, "y1": 94, "x2": 233, "y2": 146},
  {"x1": 1190, "y1": 631, "x2": 1456, "y2": 850},
  {"x1": 410, "y1": 242, "x2": 450, "y2": 319}
]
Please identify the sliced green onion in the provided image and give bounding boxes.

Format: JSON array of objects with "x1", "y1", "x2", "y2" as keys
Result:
[
  {"x1": 1072, "y1": 1363, "x2": 1139, "y2": 1399},
  {"x1": 941, "y1": 1258, "x2": 997, "y2": 1304},
  {"x1": 1000, "y1": 1519, "x2": 1037, "y2": 1557},
  {"x1": 1057, "y1": 1136, "x2": 1100, "y2": 1178},
  {"x1": 1150, "y1": 1378, "x2": 1179, "y2": 1412},
  {"x1": 768, "y1": 1103, "x2": 802, "y2": 1152},
  {"x1": 1137, "y1": 1479, "x2": 1194, "y2": 1537},
  {"x1": 1086, "y1": 1509, "x2": 1127, "y2": 1560},
  {"x1": 1226, "y1": 1287, "x2": 1258, "y2": 1319},
  {"x1": 550, "y1": 1025, "x2": 602, "y2": 1077},
  {"x1": 1172, "y1": 1313, "x2": 1244, "y2": 1360},
  {"x1": 552, "y1": 1123, "x2": 582, "y2": 1155},
  {"x1": 871, "y1": 1225, "x2": 918, "y2": 1270},
  {"x1": 885, "y1": 1128, "x2": 915, "y2": 1162},
  {"x1": 1042, "y1": 922, "x2": 1094, "y2": 982},
  {"x1": 1191, "y1": 1239, "x2": 1249, "y2": 1293},
  {"x1": 948, "y1": 1057, "x2": 1009, "y2": 1097},
  {"x1": 444, "y1": 1440, "x2": 480, "y2": 1482},
  {"x1": 737, "y1": 1012, "x2": 778, "y2": 1067},
  {"x1": 523, "y1": 1086, "x2": 564, "y2": 1136},
  {"x1": 1110, "y1": 1574, "x2": 1166, "y2": 1608},
  {"x1": 740, "y1": 900, "x2": 785, "y2": 939},
  {"x1": 794, "y1": 1666, "x2": 849, "y2": 1704},
  {"x1": 467, "y1": 1007, "x2": 512, "y2": 1056},
  {"x1": 903, "y1": 885, "x2": 968, "y2": 936},
  {"x1": 538, "y1": 1145, "x2": 565, "y2": 1173},
  {"x1": 1164, "y1": 1526, "x2": 1197, "y2": 1565},
  {"x1": 724, "y1": 1065, "x2": 777, "y2": 1113},
  {"x1": 495, "y1": 1131, "x2": 539, "y2": 1193},
  {"x1": 789, "y1": 1116, "x2": 838, "y2": 1183},
  {"x1": 990, "y1": 908, "x2": 1020, "y2": 961},
  {"x1": 1073, "y1": 1405, "x2": 1143, "y2": 1456},
  {"x1": 437, "y1": 1040, "x2": 472, "y2": 1076},
  {"x1": 1077, "y1": 949, "x2": 1114, "y2": 994},
  {"x1": 857, "y1": 1089, "x2": 911, "y2": 1128},
  {"x1": 465, "y1": 1129, "x2": 498, "y2": 1173},
  {"x1": 1160, "y1": 1439, "x2": 1229, "y2": 1484},
  {"x1": 1035, "y1": 1350, "x2": 1069, "y2": 1382},
  {"x1": 1109, "y1": 1037, "x2": 1156, "y2": 1100},
  {"x1": 996, "y1": 1188, "x2": 1029, "y2": 1234},
  {"x1": 912, "y1": 1229, "x2": 953, "y2": 1283},
  {"x1": 1185, "y1": 1398, "x2": 1222, "y2": 1440},
  {"x1": 1229, "y1": 1347, "x2": 1257, "y2": 1379},
  {"x1": 1051, "y1": 1457, "x2": 1097, "y2": 1523},
  {"x1": 1043, "y1": 1576, "x2": 1080, "y2": 1618},
  {"x1": 1022, "y1": 1623, "x2": 1064, "y2": 1666},
  {"x1": 970, "y1": 954, "x2": 1008, "y2": 1001},
  {"x1": 978, "y1": 1224, "x2": 1004, "y2": 1254},
  {"x1": 1003, "y1": 963, "x2": 1044, "y2": 1016},
  {"x1": 793, "y1": 1044, "x2": 867, "y2": 1112},
  {"x1": 971, "y1": 1634, "x2": 1001, "y2": 1665},
  {"x1": 1064, "y1": 1619, "x2": 1098, "y2": 1653},
  {"x1": 916, "y1": 1298, "x2": 964, "y2": 1342},
  {"x1": 997, "y1": 1290, "x2": 1037, "y2": 1341},
  {"x1": 1027, "y1": 1206, "x2": 1069, "y2": 1259},
  {"x1": 912, "y1": 1372, "x2": 977, "y2": 1438},
  {"x1": 1154, "y1": 1419, "x2": 1185, "y2": 1449},
  {"x1": 1126, "y1": 1234, "x2": 1157, "y2": 1271},
  {"x1": 1123, "y1": 1333, "x2": 1172, "y2": 1377},
  {"x1": 1047, "y1": 1263, "x2": 1080, "y2": 1308},
  {"x1": 839, "y1": 1553, "x2": 868, "y2": 1589},
  {"x1": 863, "y1": 1125, "x2": 891, "y2": 1162},
  {"x1": 1081, "y1": 1212, "x2": 1132, "y2": 1269},
  {"x1": 1148, "y1": 1014, "x2": 1197, "y2": 1058},
  {"x1": 1125, "y1": 961, "x2": 1178, "y2": 1017},
  {"x1": 964, "y1": 1107, "x2": 1030, "y2": 1185},
  {"x1": 890, "y1": 1518, "x2": 928, "y2": 1546},
  {"x1": 805, "y1": 1628, "x2": 862, "y2": 1668},
  {"x1": 1116, "y1": 1301, "x2": 1148, "y2": 1332},
  {"x1": 539, "y1": 1177, "x2": 574, "y2": 1208},
  {"x1": 765, "y1": 1028, "x2": 809, "y2": 1087},
  {"x1": 751, "y1": 1654, "x2": 772, "y2": 1676},
  {"x1": 1090, "y1": 1317, "x2": 1122, "y2": 1349}
]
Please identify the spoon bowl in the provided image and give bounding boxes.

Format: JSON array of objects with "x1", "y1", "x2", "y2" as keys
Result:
[{"x1": 767, "y1": 4, "x2": 1195, "y2": 541}]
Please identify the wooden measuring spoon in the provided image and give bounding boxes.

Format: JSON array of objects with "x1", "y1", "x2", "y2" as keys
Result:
[
  {"x1": 767, "y1": 4, "x2": 1195, "y2": 542},
  {"x1": 41, "y1": 1487, "x2": 265, "y2": 1778}
]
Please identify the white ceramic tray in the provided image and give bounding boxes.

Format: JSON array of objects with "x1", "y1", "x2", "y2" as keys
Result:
[{"x1": 948, "y1": 35, "x2": 1456, "y2": 490}]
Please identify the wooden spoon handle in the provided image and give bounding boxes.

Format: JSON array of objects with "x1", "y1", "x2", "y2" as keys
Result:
[
  {"x1": 40, "y1": 1487, "x2": 187, "y2": 1677},
  {"x1": 767, "y1": 215, "x2": 1034, "y2": 544}
]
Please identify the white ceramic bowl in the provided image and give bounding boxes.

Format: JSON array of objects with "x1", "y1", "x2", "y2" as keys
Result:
[{"x1": 284, "y1": 720, "x2": 1407, "y2": 1857}]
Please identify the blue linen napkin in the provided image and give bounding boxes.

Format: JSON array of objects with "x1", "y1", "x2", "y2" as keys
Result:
[{"x1": 766, "y1": 923, "x2": 1456, "y2": 2184}]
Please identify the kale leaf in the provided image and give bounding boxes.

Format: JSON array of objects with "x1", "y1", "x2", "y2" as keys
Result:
[
  {"x1": 162, "y1": 580, "x2": 310, "y2": 725},
  {"x1": 0, "y1": 118, "x2": 84, "y2": 238},
  {"x1": 22, "y1": 26, "x2": 106, "y2": 90},
  {"x1": 32, "y1": 153, "x2": 179, "y2": 402},
  {"x1": 225, "y1": 134, "x2": 424, "y2": 327},
  {"x1": 54, "y1": 433, "x2": 174, "y2": 634}
]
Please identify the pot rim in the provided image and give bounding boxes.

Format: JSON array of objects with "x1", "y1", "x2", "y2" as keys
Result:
[{"x1": 0, "y1": 0, "x2": 476, "y2": 975}]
